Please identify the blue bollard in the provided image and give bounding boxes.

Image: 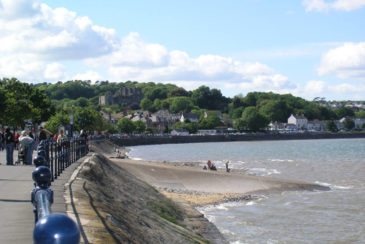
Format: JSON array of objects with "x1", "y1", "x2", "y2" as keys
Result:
[
  {"x1": 33, "y1": 213, "x2": 80, "y2": 244},
  {"x1": 34, "y1": 155, "x2": 47, "y2": 167}
]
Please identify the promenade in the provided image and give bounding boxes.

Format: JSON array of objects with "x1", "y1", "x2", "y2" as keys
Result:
[{"x1": 0, "y1": 149, "x2": 81, "y2": 243}]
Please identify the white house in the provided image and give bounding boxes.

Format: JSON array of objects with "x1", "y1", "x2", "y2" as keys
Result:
[
  {"x1": 180, "y1": 113, "x2": 199, "y2": 123},
  {"x1": 268, "y1": 122, "x2": 286, "y2": 131},
  {"x1": 171, "y1": 129, "x2": 189, "y2": 136},
  {"x1": 307, "y1": 120, "x2": 325, "y2": 131},
  {"x1": 354, "y1": 118, "x2": 365, "y2": 129},
  {"x1": 287, "y1": 114, "x2": 308, "y2": 130}
]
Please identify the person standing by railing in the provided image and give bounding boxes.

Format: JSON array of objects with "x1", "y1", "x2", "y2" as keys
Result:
[
  {"x1": 39, "y1": 126, "x2": 53, "y2": 142},
  {"x1": 19, "y1": 131, "x2": 34, "y2": 165},
  {"x1": 5, "y1": 128, "x2": 14, "y2": 165}
]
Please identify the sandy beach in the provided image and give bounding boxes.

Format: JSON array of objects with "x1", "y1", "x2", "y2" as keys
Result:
[{"x1": 94, "y1": 140, "x2": 329, "y2": 206}]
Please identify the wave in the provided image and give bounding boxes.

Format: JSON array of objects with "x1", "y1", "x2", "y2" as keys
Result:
[
  {"x1": 269, "y1": 159, "x2": 294, "y2": 163},
  {"x1": 315, "y1": 181, "x2": 353, "y2": 190},
  {"x1": 246, "y1": 168, "x2": 281, "y2": 176}
]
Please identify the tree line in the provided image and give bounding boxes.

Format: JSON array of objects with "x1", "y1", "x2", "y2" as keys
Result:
[{"x1": 1, "y1": 78, "x2": 363, "y2": 134}]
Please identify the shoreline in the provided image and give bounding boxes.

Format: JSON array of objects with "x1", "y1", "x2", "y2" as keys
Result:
[
  {"x1": 110, "y1": 132, "x2": 365, "y2": 147},
  {"x1": 107, "y1": 146, "x2": 330, "y2": 207},
  {"x1": 78, "y1": 140, "x2": 331, "y2": 243}
]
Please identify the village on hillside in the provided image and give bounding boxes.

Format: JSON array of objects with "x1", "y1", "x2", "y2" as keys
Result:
[{"x1": 98, "y1": 89, "x2": 365, "y2": 136}]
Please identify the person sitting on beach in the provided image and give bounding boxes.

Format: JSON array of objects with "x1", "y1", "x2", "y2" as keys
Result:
[
  {"x1": 207, "y1": 160, "x2": 212, "y2": 169},
  {"x1": 207, "y1": 160, "x2": 217, "y2": 170},
  {"x1": 210, "y1": 163, "x2": 217, "y2": 171}
]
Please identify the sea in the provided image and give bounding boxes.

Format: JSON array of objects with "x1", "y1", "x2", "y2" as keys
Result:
[{"x1": 127, "y1": 138, "x2": 365, "y2": 244}]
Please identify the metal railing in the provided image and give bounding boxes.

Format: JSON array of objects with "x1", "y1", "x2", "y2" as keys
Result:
[{"x1": 31, "y1": 138, "x2": 88, "y2": 244}]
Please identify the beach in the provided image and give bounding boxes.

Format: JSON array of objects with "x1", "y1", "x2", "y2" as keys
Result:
[{"x1": 65, "y1": 140, "x2": 333, "y2": 243}]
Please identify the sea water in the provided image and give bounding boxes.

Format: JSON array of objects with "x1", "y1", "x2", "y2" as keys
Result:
[{"x1": 128, "y1": 139, "x2": 365, "y2": 243}]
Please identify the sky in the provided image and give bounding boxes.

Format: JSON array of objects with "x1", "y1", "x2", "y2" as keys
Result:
[{"x1": 1, "y1": 0, "x2": 365, "y2": 101}]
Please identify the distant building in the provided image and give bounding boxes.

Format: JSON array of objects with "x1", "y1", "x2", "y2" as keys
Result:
[
  {"x1": 307, "y1": 120, "x2": 325, "y2": 131},
  {"x1": 180, "y1": 113, "x2": 199, "y2": 123},
  {"x1": 287, "y1": 114, "x2": 308, "y2": 130},
  {"x1": 171, "y1": 129, "x2": 189, "y2": 136},
  {"x1": 99, "y1": 87, "x2": 143, "y2": 108},
  {"x1": 197, "y1": 129, "x2": 217, "y2": 135}
]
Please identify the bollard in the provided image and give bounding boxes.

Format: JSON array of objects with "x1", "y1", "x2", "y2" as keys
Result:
[
  {"x1": 31, "y1": 166, "x2": 53, "y2": 222},
  {"x1": 33, "y1": 213, "x2": 80, "y2": 244}
]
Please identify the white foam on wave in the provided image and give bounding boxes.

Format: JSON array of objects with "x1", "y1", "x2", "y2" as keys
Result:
[
  {"x1": 247, "y1": 168, "x2": 281, "y2": 176},
  {"x1": 246, "y1": 201, "x2": 256, "y2": 206},
  {"x1": 315, "y1": 181, "x2": 353, "y2": 190},
  {"x1": 129, "y1": 157, "x2": 143, "y2": 161},
  {"x1": 270, "y1": 159, "x2": 294, "y2": 163}
]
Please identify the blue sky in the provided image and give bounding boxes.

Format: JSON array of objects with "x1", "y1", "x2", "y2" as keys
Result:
[{"x1": 1, "y1": 0, "x2": 365, "y2": 100}]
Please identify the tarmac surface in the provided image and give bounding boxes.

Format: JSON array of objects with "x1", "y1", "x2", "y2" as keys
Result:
[{"x1": 0, "y1": 149, "x2": 81, "y2": 243}]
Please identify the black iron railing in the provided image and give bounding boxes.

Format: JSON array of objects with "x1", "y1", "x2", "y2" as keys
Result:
[{"x1": 31, "y1": 138, "x2": 88, "y2": 244}]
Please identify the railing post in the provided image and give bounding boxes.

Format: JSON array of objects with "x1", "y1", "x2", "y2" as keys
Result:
[
  {"x1": 32, "y1": 138, "x2": 80, "y2": 244},
  {"x1": 31, "y1": 166, "x2": 80, "y2": 244}
]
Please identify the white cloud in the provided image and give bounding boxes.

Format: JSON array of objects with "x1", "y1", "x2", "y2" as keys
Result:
[
  {"x1": 303, "y1": 0, "x2": 365, "y2": 12},
  {"x1": 0, "y1": 0, "x2": 118, "y2": 81},
  {"x1": 44, "y1": 63, "x2": 65, "y2": 80},
  {"x1": 318, "y1": 42, "x2": 365, "y2": 79},
  {"x1": 73, "y1": 71, "x2": 102, "y2": 82},
  {"x1": 298, "y1": 80, "x2": 365, "y2": 100}
]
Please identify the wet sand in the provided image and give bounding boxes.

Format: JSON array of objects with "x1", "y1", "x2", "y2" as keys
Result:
[{"x1": 108, "y1": 152, "x2": 329, "y2": 206}]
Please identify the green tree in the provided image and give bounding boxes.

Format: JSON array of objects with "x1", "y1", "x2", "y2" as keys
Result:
[
  {"x1": 199, "y1": 114, "x2": 221, "y2": 129},
  {"x1": 140, "y1": 98, "x2": 154, "y2": 111},
  {"x1": 233, "y1": 118, "x2": 246, "y2": 132},
  {"x1": 173, "y1": 121, "x2": 198, "y2": 134},
  {"x1": 45, "y1": 112, "x2": 70, "y2": 133},
  {"x1": 191, "y1": 86, "x2": 229, "y2": 110},
  {"x1": 117, "y1": 118, "x2": 136, "y2": 134},
  {"x1": 335, "y1": 107, "x2": 355, "y2": 119},
  {"x1": 343, "y1": 118, "x2": 355, "y2": 131},
  {"x1": 0, "y1": 78, "x2": 53, "y2": 127},
  {"x1": 241, "y1": 106, "x2": 269, "y2": 131},
  {"x1": 326, "y1": 120, "x2": 338, "y2": 132},
  {"x1": 75, "y1": 97, "x2": 89, "y2": 107},
  {"x1": 74, "y1": 107, "x2": 103, "y2": 132},
  {"x1": 355, "y1": 110, "x2": 365, "y2": 118},
  {"x1": 259, "y1": 100, "x2": 289, "y2": 122},
  {"x1": 169, "y1": 97, "x2": 193, "y2": 113},
  {"x1": 133, "y1": 121, "x2": 146, "y2": 133}
]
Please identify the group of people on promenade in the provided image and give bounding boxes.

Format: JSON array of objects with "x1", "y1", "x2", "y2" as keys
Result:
[{"x1": 1, "y1": 127, "x2": 88, "y2": 166}]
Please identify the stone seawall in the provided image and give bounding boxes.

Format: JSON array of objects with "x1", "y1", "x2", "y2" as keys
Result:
[{"x1": 111, "y1": 132, "x2": 365, "y2": 147}]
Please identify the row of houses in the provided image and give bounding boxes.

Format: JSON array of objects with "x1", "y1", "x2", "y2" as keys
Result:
[
  {"x1": 270, "y1": 114, "x2": 365, "y2": 132},
  {"x1": 102, "y1": 109, "x2": 365, "y2": 134}
]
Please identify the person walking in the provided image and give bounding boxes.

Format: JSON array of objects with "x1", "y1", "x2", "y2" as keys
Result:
[
  {"x1": 19, "y1": 131, "x2": 34, "y2": 165},
  {"x1": 5, "y1": 128, "x2": 15, "y2": 165}
]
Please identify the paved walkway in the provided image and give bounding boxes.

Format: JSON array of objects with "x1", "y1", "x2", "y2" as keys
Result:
[{"x1": 0, "y1": 149, "x2": 82, "y2": 243}]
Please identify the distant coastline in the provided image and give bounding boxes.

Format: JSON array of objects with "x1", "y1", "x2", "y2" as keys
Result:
[{"x1": 110, "y1": 132, "x2": 365, "y2": 147}]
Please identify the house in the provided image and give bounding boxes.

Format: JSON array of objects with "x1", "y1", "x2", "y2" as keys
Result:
[
  {"x1": 197, "y1": 129, "x2": 217, "y2": 135},
  {"x1": 354, "y1": 118, "x2": 365, "y2": 129},
  {"x1": 180, "y1": 113, "x2": 199, "y2": 123},
  {"x1": 268, "y1": 122, "x2": 286, "y2": 131},
  {"x1": 287, "y1": 114, "x2": 308, "y2": 130},
  {"x1": 307, "y1": 120, "x2": 325, "y2": 132},
  {"x1": 171, "y1": 129, "x2": 189, "y2": 136}
]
